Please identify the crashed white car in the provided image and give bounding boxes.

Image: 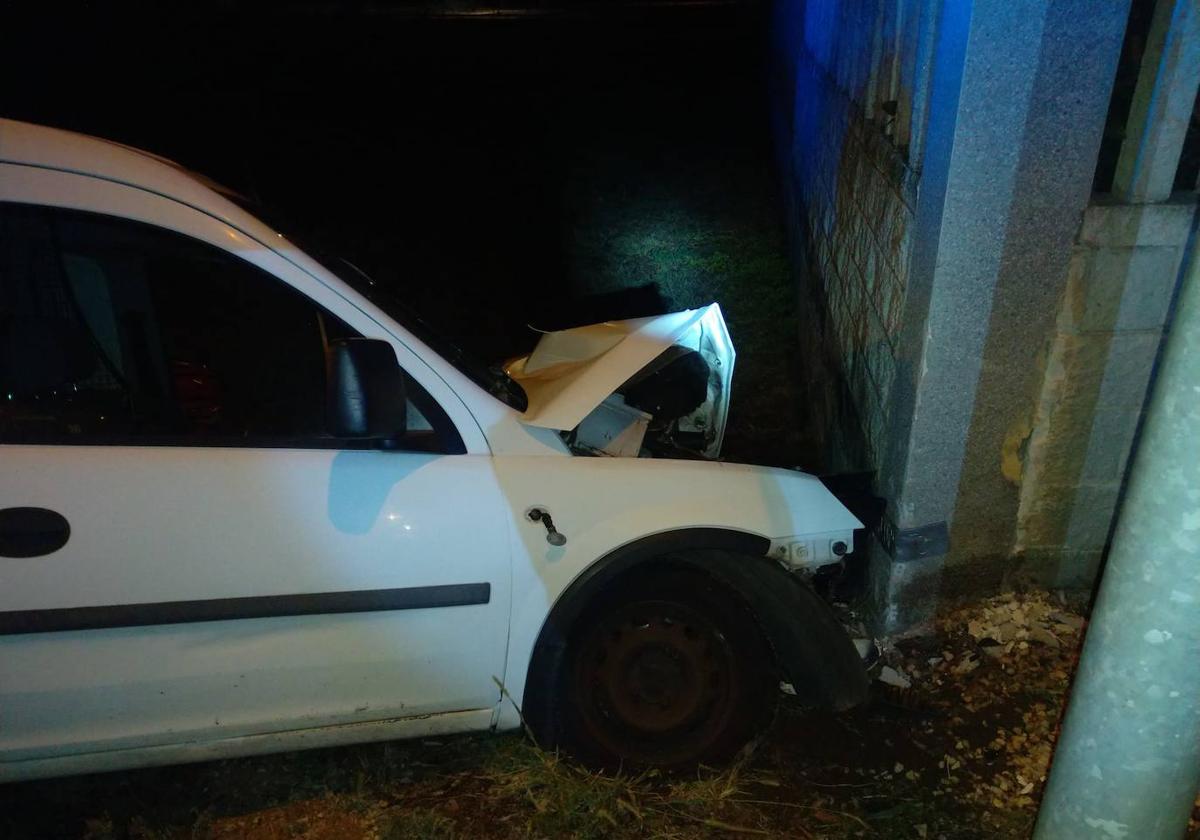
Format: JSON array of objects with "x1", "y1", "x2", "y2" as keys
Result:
[{"x1": 0, "y1": 119, "x2": 867, "y2": 782}]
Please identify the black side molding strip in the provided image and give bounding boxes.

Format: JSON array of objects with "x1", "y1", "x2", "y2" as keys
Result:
[{"x1": 0, "y1": 583, "x2": 491, "y2": 636}]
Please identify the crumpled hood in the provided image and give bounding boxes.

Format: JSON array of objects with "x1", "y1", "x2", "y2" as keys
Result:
[{"x1": 505, "y1": 303, "x2": 734, "y2": 457}]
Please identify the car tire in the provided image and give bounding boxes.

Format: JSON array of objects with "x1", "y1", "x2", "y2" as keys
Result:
[{"x1": 561, "y1": 564, "x2": 776, "y2": 768}]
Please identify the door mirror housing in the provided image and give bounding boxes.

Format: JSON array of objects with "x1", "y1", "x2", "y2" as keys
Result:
[{"x1": 325, "y1": 338, "x2": 407, "y2": 440}]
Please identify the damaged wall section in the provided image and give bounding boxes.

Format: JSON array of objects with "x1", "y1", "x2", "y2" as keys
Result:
[
  {"x1": 1014, "y1": 0, "x2": 1200, "y2": 590},
  {"x1": 771, "y1": 0, "x2": 1136, "y2": 632},
  {"x1": 770, "y1": 0, "x2": 933, "y2": 475},
  {"x1": 1015, "y1": 201, "x2": 1195, "y2": 588}
]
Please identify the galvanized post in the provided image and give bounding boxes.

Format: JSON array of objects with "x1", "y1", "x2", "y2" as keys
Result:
[{"x1": 1033, "y1": 227, "x2": 1200, "y2": 838}]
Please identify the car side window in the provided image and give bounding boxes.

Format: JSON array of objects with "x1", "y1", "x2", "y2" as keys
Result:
[{"x1": 0, "y1": 203, "x2": 461, "y2": 452}]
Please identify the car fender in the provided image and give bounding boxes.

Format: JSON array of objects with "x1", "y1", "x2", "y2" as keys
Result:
[
  {"x1": 491, "y1": 455, "x2": 867, "y2": 736},
  {"x1": 510, "y1": 530, "x2": 870, "y2": 747}
]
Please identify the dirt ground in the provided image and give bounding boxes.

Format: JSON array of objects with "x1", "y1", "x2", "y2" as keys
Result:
[{"x1": 9, "y1": 589, "x2": 1195, "y2": 840}]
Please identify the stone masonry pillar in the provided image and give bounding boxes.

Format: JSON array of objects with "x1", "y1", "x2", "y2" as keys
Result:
[{"x1": 868, "y1": 0, "x2": 1131, "y2": 632}]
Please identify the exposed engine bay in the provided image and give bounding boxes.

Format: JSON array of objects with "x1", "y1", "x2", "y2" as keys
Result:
[{"x1": 504, "y1": 304, "x2": 734, "y2": 459}]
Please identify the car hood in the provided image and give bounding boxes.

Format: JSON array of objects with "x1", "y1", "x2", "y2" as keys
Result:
[{"x1": 504, "y1": 303, "x2": 735, "y2": 458}]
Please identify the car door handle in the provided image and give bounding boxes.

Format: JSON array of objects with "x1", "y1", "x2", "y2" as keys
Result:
[{"x1": 0, "y1": 507, "x2": 71, "y2": 558}]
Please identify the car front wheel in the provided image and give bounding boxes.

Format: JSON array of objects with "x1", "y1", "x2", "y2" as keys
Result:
[{"x1": 563, "y1": 566, "x2": 775, "y2": 768}]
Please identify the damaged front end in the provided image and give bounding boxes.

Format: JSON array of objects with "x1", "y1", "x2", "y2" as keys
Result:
[{"x1": 505, "y1": 303, "x2": 734, "y2": 459}]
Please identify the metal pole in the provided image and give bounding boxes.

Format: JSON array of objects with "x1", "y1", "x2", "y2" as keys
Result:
[{"x1": 1033, "y1": 226, "x2": 1200, "y2": 839}]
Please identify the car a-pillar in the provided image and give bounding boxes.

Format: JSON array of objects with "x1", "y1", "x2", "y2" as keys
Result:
[{"x1": 522, "y1": 527, "x2": 870, "y2": 767}]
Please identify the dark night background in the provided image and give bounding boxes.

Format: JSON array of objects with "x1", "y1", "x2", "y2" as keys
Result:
[{"x1": 3, "y1": 1, "x2": 818, "y2": 468}]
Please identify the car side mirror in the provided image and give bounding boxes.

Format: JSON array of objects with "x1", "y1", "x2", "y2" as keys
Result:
[{"x1": 325, "y1": 338, "x2": 407, "y2": 440}]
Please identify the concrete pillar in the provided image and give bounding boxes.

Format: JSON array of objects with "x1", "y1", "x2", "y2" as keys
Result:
[
  {"x1": 1013, "y1": 199, "x2": 1196, "y2": 589},
  {"x1": 1033, "y1": 208, "x2": 1200, "y2": 840},
  {"x1": 868, "y1": 0, "x2": 1130, "y2": 631},
  {"x1": 1113, "y1": 0, "x2": 1200, "y2": 204}
]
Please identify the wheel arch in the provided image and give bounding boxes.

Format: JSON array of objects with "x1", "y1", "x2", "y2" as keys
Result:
[{"x1": 521, "y1": 527, "x2": 870, "y2": 749}]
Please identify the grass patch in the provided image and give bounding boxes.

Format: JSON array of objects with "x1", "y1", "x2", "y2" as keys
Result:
[
  {"x1": 419, "y1": 737, "x2": 871, "y2": 840},
  {"x1": 378, "y1": 807, "x2": 458, "y2": 840}
]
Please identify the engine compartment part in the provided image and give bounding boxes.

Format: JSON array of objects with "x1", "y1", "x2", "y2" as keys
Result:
[
  {"x1": 506, "y1": 303, "x2": 734, "y2": 459},
  {"x1": 571, "y1": 394, "x2": 652, "y2": 457}
]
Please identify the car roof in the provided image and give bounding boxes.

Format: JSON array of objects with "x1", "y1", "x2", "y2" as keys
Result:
[{"x1": 0, "y1": 118, "x2": 277, "y2": 240}]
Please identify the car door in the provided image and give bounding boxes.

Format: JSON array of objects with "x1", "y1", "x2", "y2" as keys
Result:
[{"x1": 0, "y1": 199, "x2": 511, "y2": 765}]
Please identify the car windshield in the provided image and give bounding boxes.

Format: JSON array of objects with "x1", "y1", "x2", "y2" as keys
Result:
[{"x1": 221, "y1": 192, "x2": 528, "y2": 412}]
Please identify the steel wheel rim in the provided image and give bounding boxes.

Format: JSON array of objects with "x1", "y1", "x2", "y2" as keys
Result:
[{"x1": 574, "y1": 598, "x2": 740, "y2": 761}]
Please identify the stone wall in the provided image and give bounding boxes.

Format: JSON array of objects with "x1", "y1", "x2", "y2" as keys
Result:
[
  {"x1": 773, "y1": 0, "x2": 1136, "y2": 632},
  {"x1": 802, "y1": 110, "x2": 915, "y2": 471},
  {"x1": 1015, "y1": 199, "x2": 1195, "y2": 587},
  {"x1": 1010, "y1": 0, "x2": 1200, "y2": 589},
  {"x1": 771, "y1": 0, "x2": 928, "y2": 475}
]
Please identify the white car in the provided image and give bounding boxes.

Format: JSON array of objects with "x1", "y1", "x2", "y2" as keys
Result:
[{"x1": 0, "y1": 119, "x2": 867, "y2": 782}]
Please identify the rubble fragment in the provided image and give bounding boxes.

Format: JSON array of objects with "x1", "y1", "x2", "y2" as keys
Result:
[{"x1": 879, "y1": 590, "x2": 1089, "y2": 822}]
